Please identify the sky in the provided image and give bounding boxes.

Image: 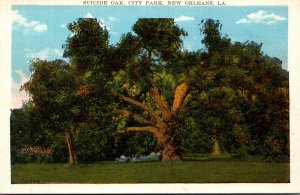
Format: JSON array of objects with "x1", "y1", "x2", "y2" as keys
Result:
[{"x1": 11, "y1": 5, "x2": 288, "y2": 109}]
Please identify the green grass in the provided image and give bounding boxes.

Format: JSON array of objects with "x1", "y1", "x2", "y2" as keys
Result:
[{"x1": 11, "y1": 161, "x2": 289, "y2": 183}]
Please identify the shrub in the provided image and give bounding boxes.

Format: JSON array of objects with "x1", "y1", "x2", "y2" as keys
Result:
[{"x1": 12, "y1": 146, "x2": 53, "y2": 163}]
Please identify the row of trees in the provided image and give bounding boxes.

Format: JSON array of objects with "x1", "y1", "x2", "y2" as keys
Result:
[{"x1": 11, "y1": 18, "x2": 289, "y2": 164}]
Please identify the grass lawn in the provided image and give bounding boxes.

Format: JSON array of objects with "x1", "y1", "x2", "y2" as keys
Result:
[{"x1": 11, "y1": 160, "x2": 289, "y2": 183}]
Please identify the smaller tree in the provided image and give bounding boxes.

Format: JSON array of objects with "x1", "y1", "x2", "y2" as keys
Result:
[
  {"x1": 22, "y1": 18, "x2": 113, "y2": 164},
  {"x1": 22, "y1": 59, "x2": 86, "y2": 164}
]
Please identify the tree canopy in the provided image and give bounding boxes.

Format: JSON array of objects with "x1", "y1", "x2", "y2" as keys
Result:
[{"x1": 12, "y1": 18, "x2": 289, "y2": 164}]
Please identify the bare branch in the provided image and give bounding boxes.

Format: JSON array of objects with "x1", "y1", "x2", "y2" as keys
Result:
[
  {"x1": 172, "y1": 82, "x2": 189, "y2": 115},
  {"x1": 118, "y1": 126, "x2": 163, "y2": 142},
  {"x1": 112, "y1": 90, "x2": 162, "y2": 124},
  {"x1": 115, "y1": 109, "x2": 150, "y2": 124},
  {"x1": 150, "y1": 85, "x2": 172, "y2": 122},
  {"x1": 118, "y1": 126, "x2": 157, "y2": 132}
]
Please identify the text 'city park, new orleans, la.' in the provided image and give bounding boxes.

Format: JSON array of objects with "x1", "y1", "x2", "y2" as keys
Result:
[{"x1": 83, "y1": 0, "x2": 227, "y2": 6}]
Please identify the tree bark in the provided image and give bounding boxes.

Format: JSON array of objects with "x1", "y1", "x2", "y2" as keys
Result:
[
  {"x1": 65, "y1": 132, "x2": 77, "y2": 164},
  {"x1": 150, "y1": 85, "x2": 172, "y2": 122},
  {"x1": 112, "y1": 90, "x2": 163, "y2": 124},
  {"x1": 211, "y1": 136, "x2": 221, "y2": 156},
  {"x1": 160, "y1": 127, "x2": 182, "y2": 161},
  {"x1": 172, "y1": 83, "x2": 189, "y2": 115},
  {"x1": 161, "y1": 141, "x2": 182, "y2": 161}
]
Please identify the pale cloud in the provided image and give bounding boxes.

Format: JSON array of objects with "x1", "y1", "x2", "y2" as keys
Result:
[
  {"x1": 60, "y1": 24, "x2": 67, "y2": 29},
  {"x1": 110, "y1": 31, "x2": 119, "y2": 35},
  {"x1": 83, "y1": 12, "x2": 109, "y2": 30},
  {"x1": 108, "y1": 16, "x2": 119, "y2": 22},
  {"x1": 11, "y1": 70, "x2": 31, "y2": 109},
  {"x1": 183, "y1": 42, "x2": 192, "y2": 51},
  {"x1": 53, "y1": 48, "x2": 64, "y2": 57},
  {"x1": 82, "y1": 13, "x2": 120, "y2": 32},
  {"x1": 13, "y1": 47, "x2": 64, "y2": 108},
  {"x1": 84, "y1": 12, "x2": 95, "y2": 18},
  {"x1": 12, "y1": 10, "x2": 48, "y2": 33},
  {"x1": 99, "y1": 16, "x2": 120, "y2": 24},
  {"x1": 99, "y1": 18, "x2": 111, "y2": 31},
  {"x1": 175, "y1": 16, "x2": 195, "y2": 22},
  {"x1": 33, "y1": 23, "x2": 48, "y2": 32},
  {"x1": 25, "y1": 48, "x2": 63, "y2": 60},
  {"x1": 236, "y1": 10, "x2": 286, "y2": 25}
]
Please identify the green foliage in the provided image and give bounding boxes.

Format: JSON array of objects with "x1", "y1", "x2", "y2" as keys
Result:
[
  {"x1": 105, "y1": 33, "x2": 142, "y2": 73},
  {"x1": 10, "y1": 106, "x2": 52, "y2": 164},
  {"x1": 115, "y1": 132, "x2": 159, "y2": 156},
  {"x1": 184, "y1": 19, "x2": 289, "y2": 159},
  {"x1": 200, "y1": 19, "x2": 231, "y2": 53},
  {"x1": 174, "y1": 116, "x2": 212, "y2": 154},
  {"x1": 63, "y1": 18, "x2": 109, "y2": 74},
  {"x1": 11, "y1": 18, "x2": 289, "y2": 164},
  {"x1": 133, "y1": 18, "x2": 187, "y2": 60},
  {"x1": 75, "y1": 128, "x2": 116, "y2": 162}
]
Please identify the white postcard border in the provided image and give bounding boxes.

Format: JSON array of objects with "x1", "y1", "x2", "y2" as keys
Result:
[{"x1": 1, "y1": 0, "x2": 299, "y2": 193}]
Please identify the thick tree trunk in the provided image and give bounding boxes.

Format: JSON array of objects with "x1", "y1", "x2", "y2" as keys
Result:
[
  {"x1": 158, "y1": 124, "x2": 182, "y2": 161},
  {"x1": 65, "y1": 132, "x2": 77, "y2": 164},
  {"x1": 211, "y1": 136, "x2": 221, "y2": 156},
  {"x1": 161, "y1": 138, "x2": 182, "y2": 161}
]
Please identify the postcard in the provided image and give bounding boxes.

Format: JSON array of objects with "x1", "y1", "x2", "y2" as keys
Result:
[{"x1": 0, "y1": 0, "x2": 300, "y2": 193}]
